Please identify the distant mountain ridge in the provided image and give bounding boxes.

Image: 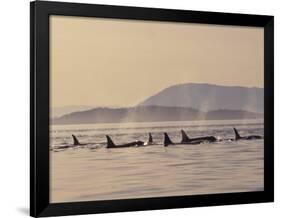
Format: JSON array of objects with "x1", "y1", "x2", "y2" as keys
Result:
[
  {"x1": 138, "y1": 83, "x2": 263, "y2": 113},
  {"x1": 52, "y1": 105, "x2": 262, "y2": 125},
  {"x1": 51, "y1": 105, "x2": 94, "y2": 118}
]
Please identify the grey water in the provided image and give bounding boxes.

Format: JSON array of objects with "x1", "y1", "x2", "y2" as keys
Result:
[{"x1": 50, "y1": 119, "x2": 264, "y2": 203}]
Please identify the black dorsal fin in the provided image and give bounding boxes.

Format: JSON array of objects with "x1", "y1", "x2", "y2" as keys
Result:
[
  {"x1": 233, "y1": 128, "x2": 241, "y2": 140},
  {"x1": 164, "y1": 133, "x2": 174, "y2": 146},
  {"x1": 148, "y1": 133, "x2": 153, "y2": 143},
  {"x1": 106, "y1": 135, "x2": 116, "y2": 148},
  {"x1": 181, "y1": 130, "x2": 189, "y2": 143},
  {"x1": 72, "y1": 134, "x2": 80, "y2": 145}
]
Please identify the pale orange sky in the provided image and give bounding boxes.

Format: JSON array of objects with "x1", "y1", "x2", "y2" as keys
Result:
[{"x1": 50, "y1": 15, "x2": 264, "y2": 108}]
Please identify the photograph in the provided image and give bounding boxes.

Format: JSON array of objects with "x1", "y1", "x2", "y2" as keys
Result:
[{"x1": 49, "y1": 15, "x2": 264, "y2": 203}]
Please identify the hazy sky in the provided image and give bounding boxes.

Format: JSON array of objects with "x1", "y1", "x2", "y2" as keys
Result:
[{"x1": 50, "y1": 15, "x2": 264, "y2": 108}]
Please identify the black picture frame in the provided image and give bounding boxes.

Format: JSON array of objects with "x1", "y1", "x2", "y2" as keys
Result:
[{"x1": 30, "y1": 1, "x2": 274, "y2": 217}]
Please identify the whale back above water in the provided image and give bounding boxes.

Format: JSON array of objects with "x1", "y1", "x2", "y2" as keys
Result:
[
  {"x1": 164, "y1": 133, "x2": 174, "y2": 146},
  {"x1": 148, "y1": 133, "x2": 153, "y2": 143},
  {"x1": 234, "y1": 128, "x2": 242, "y2": 140},
  {"x1": 72, "y1": 134, "x2": 80, "y2": 146},
  {"x1": 106, "y1": 135, "x2": 116, "y2": 148},
  {"x1": 233, "y1": 128, "x2": 262, "y2": 140},
  {"x1": 181, "y1": 130, "x2": 190, "y2": 143},
  {"x1": 106, "y1": 135, "x2": 144, "y2": 148},
  {"x1": 165, "y1": 130, "x2": 217, "y2": 147},
  {"x1": 180, "y1": 130, "x2": 217, "y2": 143}
]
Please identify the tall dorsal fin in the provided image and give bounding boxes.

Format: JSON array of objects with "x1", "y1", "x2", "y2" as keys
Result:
[
  {"x1": 233, "y1": 128, "x2": 241, "y2": 140},
  {"x1": 164, "y1": 133, "x2": 174, "y2": 146},
  {"x1": 72, "y1": 134, "x2": 80, "y2": 145},
  {"x1": 106, "y1": 135, "x2": 116, "y2": 148},
  {"x1": 148, "y1": 133, "x2": 153, "y2": 143},
  {"x1": 181, "y1": 130, "x2": 189, "y2": 143}
]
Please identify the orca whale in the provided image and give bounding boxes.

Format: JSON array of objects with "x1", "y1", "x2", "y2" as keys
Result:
[
  {"x1": 164, "y1": 132, "x2": 203, "y2": 147},
  {"x1": 51, "y1": 135, "x2": 86, "y2": 150},
  {"x1": 233, "y1": 128, "x2": 262, "y2": 140},
  {"x1": 72, "y1": 134, "x2": 91, "y2": 146},
  {"x1": 180, "y1": 130, "x2": 216, "y2": 143},
  {"x1": 106, "y1": 135, "x2": 144, "y2": 149},
  {"x1": 72, "y1": 134, "x2": 80, "y2": 145},
  {"x1": 144, "y1": 133, "x2": 154, "y2": 145}
]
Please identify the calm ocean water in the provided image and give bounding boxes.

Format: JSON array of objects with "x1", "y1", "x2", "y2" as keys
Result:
[{"x1": 50, "y1": 119, "x2": 264, "y2": 203}]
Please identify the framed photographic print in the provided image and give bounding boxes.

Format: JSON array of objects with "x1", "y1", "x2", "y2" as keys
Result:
[{"x1": 30, "y1": 1, "x2": 274, "y2": 217}]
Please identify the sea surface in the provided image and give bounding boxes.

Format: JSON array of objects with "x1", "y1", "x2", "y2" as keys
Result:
[{"x1": 50, "y1": 119, "x2": 264, "y2": 203}]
